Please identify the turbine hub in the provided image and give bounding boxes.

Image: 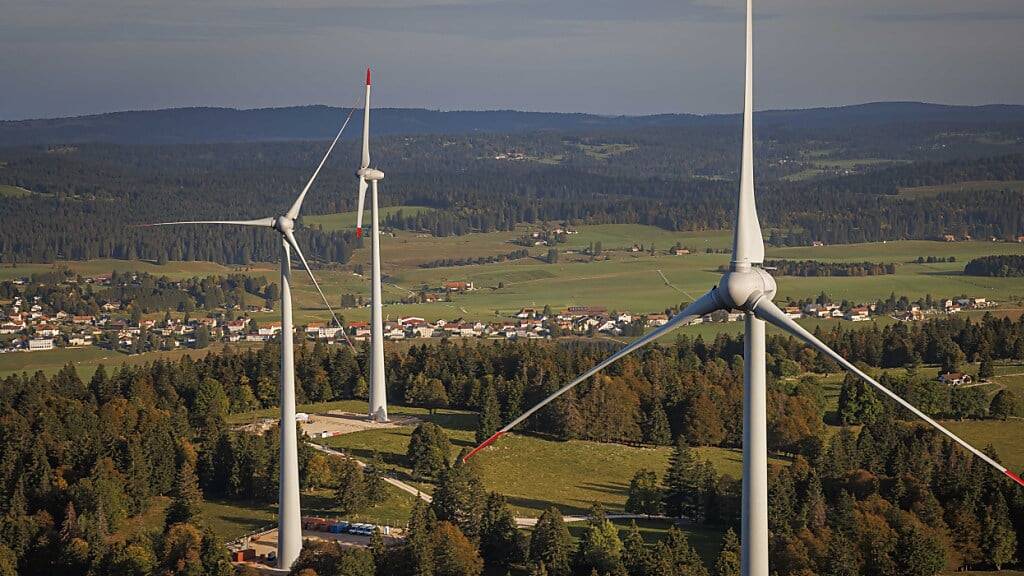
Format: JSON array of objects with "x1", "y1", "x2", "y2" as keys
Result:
[
  {"x1": 273, "y1": 215, "x2": 294, "y2": 233},
  {"x1": 357, "y1": 167, "x2": 385, "y2": 181},
  {"x1": 717, "y1": 266, "x2": 776, "y2": 311}
]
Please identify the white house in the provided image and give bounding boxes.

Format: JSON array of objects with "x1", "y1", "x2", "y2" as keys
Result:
[
  {"x1": 844, "y1": 307, "x2": 871, "y2": 321},
  {"x1": 28, "y1": 338, "x2": 54, "y2": 351},
  {"x1": 258, "y1": 322, "x2": 282, "y2": 336},
  {"x1": 938, "y1": 372, "x2": 973, "y2": 387}
]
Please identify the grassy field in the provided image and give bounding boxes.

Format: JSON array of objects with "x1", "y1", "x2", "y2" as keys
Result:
[
  {"x1": 305, "y1": 205, "x2": 437, "y2": 232},
  {"x1": 941, "y1": 419, "x2": 1024, "y2": 474},
  {"x1": 0, "y1": 258, "x2": 244, "y2": 282},
  {"x1": 5, "y1": 226, "x2": 1023, "y2": 345},
  {"x1": 0, "y1": 184, "x2": 34, "y2": 197},
  {"x1": 783, "y1": 157, "x2": 902, "y2": 181},
  {"x1": 296, "y1": 400, "x2": 786, "y2": 518},
  {"x1": 900, "y1": 180, "x2": 1024, "y2": 198},
  {"x1": 5, "y1": 225, "x2": 1023, "y2": 328},
  {"x1": 200, "y1": 482, "x2": 417, "y2": 541},
  {"x1": 0, "y1": 341, "x2": 262, "y2": 380}
]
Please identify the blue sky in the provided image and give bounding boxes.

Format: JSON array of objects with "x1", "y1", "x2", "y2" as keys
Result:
[{"x1": 2, "y1": 0, "x2": 1022, "y2": 119}]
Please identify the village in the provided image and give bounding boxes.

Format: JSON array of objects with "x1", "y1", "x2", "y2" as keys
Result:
[{"x1": 0, "y1": 270, "x2": 999, "y2": 362}]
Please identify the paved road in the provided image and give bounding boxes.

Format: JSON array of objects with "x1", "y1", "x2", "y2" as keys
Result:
[{"x1": 308, "y1": 442, "x2": 432, "y2": 502}]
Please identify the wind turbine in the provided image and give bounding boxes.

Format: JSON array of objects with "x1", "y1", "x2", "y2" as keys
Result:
[
  {"x1": 354, "y1": 67, "x2": 389, "y2": 423},
  {"x1": 142, "y1": 105, "x2": 357, "y2": 571},
  {"x1": 465, "y1": 2, "x2": 1024, "y2": 575}
]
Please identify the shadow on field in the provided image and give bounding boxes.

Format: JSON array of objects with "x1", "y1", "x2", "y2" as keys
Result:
[
  {"x1": 578, "y1": 481, "x2": 629, "y2": 498},
  {"x1": 506, "y1": 496, "x2": 595, "y2": 517},
  {"x1": 424, "y1": 411, "x2": 477, "y2": 431},
  {"x1": 343, "y1": 446, "x2": 408, "y2": 469}
]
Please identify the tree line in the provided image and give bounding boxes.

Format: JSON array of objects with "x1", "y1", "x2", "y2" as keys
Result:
[
  {"x1": 2, "y1": 126, "x2": 1024, "y2": 264},
  {"x1": 965, "y1": 255, "x2": 1024, "y2": 277},
  {"x1": 760, "y1": 260, "x2": 897, "y2": 277},
  {"x1": 418, "y1": 248, "x2": 530, "y2": 269}
]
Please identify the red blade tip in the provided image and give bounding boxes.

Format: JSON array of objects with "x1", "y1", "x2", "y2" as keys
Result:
[
  {"x1": 366, "y1": 67, "x2": 371, "y2": 86},
  {"x1": 356, "y1": 227, "x2": 363, "y2": 238},
  {"x1": 463, "y1": 431, "x2": 506, "y2": 462},
  {"x1": 1006, "y1": 469, "x2": 1024, "y2": 487}
]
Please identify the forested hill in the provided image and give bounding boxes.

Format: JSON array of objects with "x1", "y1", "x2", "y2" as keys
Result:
[
  {"x1": 2, "y1": 101, "x2": 1024, "y2": 264},
  {"x1": 5, "y1": 102, "x2": 1024, "y2": 146}
]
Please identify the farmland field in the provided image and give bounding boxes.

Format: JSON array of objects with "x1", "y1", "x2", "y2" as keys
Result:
[
  {"x1": 0, "y1": 341, "x2": 262, "y2": 380},
  {"x1": 302, "y1": 401, "x2": 787, "y2": 518},
  {"x1": 5, "y1": 224, "x2": 1023, "y2": 329},
  {"x1": 0, "y1": 184, "x2": 34, "y2": 197},
  {"x1": 899, "y1": 180, "x2": 1024, "y2": 198},
  {"x1": 305, "y1": 205, "x2": 438, "y2": 232},
  {"x1": 941, "y1": 419, "x2": 1024, "y2": 475}
]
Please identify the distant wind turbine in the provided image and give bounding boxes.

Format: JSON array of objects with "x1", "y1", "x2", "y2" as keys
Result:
[
  {"x1": 355, "y1": 67, "x2": 389, "y2": 423},
  {"x1": 465, "y1": 2, "x2": 1024, "y2": 576},
  {"x1": 141, "y1": 102, "x2": 358, "y2": 571}
]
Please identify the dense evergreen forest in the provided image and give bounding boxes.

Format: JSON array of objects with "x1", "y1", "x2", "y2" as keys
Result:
[
  {"x1": 1, "y1": 311, "x2": 1023, "y2": 575},
  {"x1": 753, "y1": 260, "x2": 896, "y2": 277},
  {"x1": 2, "y1": 105, "x2": 1024, "y2": 264},
  {"x1": 965, "y1": 255, "x2": 1024, "y2": 277}
]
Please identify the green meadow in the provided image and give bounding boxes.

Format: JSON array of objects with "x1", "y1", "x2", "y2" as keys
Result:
[{"x1": 304, "y1": 205, "x2": 438, "y2": 232}]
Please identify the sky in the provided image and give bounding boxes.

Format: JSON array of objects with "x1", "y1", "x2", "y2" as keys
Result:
[{"x1": 2, "y1": 0, "x2": 1023, "y2": 120}]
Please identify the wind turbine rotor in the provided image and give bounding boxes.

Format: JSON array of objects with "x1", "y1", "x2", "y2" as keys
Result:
[
  {"x1": 461, "y1": 0, "x2": 1023, "y2": 499},
  {"x1": 139, "y1": 89, "x2": 364, "y2": 570}
]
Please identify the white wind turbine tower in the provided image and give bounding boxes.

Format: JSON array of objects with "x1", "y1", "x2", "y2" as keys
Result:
[
  {"x1": 465, "y1": 2, "x2": 1024, "y2": 575},
  {"x1": 142, "y1": 107, "x2": 357, "y2": 571},
  {"x1": 354, "y1": 67, "x2": 389, "y2": 422}
]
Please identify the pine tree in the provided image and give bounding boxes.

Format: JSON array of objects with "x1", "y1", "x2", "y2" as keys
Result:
[
  {"x1": 643, "y1": 402, "x2": 672, "y2": 445},
  {"x1": 661, "y1": 526, "x2": 708, "y2": 576},
  {"x1": 431, "y1": 454, "x2": 486, "y2": 541},
  {"x1": 829, "y1": 490, "x2": 857, "y2": 538},
  {"x1": 663, "y1": 436, "x2": 690, "y2": 517},
  {"x1": 714, "y1": 529, "x2": 740, "y2": 576},
  {"x1": 407, "y1": 422, "x2": 452, "y2": 480},
  {"x1": 476, "y1": 382, "x2": 502, "y2": 444},
  {"x1": 165, "y1": 457, "x2": 203, "y2": 527},
  {"x1": 575, "y1": 504, "x2": 623, "y2": 575},
  {"x1": 989, "y1": 389, "x2": 1022, "y2": 419},
  {"x1": 982, "y1": 493, "x2": 1018, "y2": 570},
  {"x1": 364, "y1": 452, "x2": 387, "y2": 505},
  {"x1": 978, "y1": 351, "x2": 995, "y2": 379},
  {"x1": 479, "y1": 492, "x2": 525, "y2": 569},
  {"x1": 662, "y1": 437, "x2": 711, "y2": 520},
  {"x1": 335, "y1": 458, "x2": 368, "y2": 514},
  {"x1": 406, "y1": 499, "x2": 437, "y2": 576},
  {"x1": 529, "y1": 507, "x2": 573, "y2": 576},
  {"x1": 896, "y1": 522, "x2": 945, "y2": 576},
  {"x1": 837, "y1": 375, "x2": 882, "y2": 425},
  {"x1": 823, "y1": 532, "x2": 859, "y2": 576},
  {"x1": 625, "y1": 469, "x2": 662, "y2": 515},
  {"x1": 622, "y1": 521, "x2": 652, "y2": 576}
]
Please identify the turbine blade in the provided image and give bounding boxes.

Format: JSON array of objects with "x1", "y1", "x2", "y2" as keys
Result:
[
  {"x1": 464, "y1": 289, "x2": 724, "y2": 461},
  {"x1": 287, "y1": 103, "x2": 359, "y2": 220},
  {"x1": 752, "y1": 298, "x2": 1024, "y2": 487},
  {"x1": 730, "y1": 0, "x2": 764, "y2": 266},
  {"x1": 356, "y1": 177, "x2": 368, "y2": 238},
  {"x1": 283, "y1": 229, "x2": 358, "y2": 354},
  {"x1": 139, "y1": 218, "x2": 275, "y2": 228},
  {"x1": 361, "y1": 68, "x2": 371, "y2": 170}
]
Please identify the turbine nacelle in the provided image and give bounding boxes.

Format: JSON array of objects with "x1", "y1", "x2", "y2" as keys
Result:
[
  {"x1": 716, "y1": 266, "x2": 776, "y2": 311},
  {"x1": 273, "y1": 215, "x2": 295, "y2": 234},
  {"x1": 357, "y1": 167, "x2": 385, "y2": 181}
]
